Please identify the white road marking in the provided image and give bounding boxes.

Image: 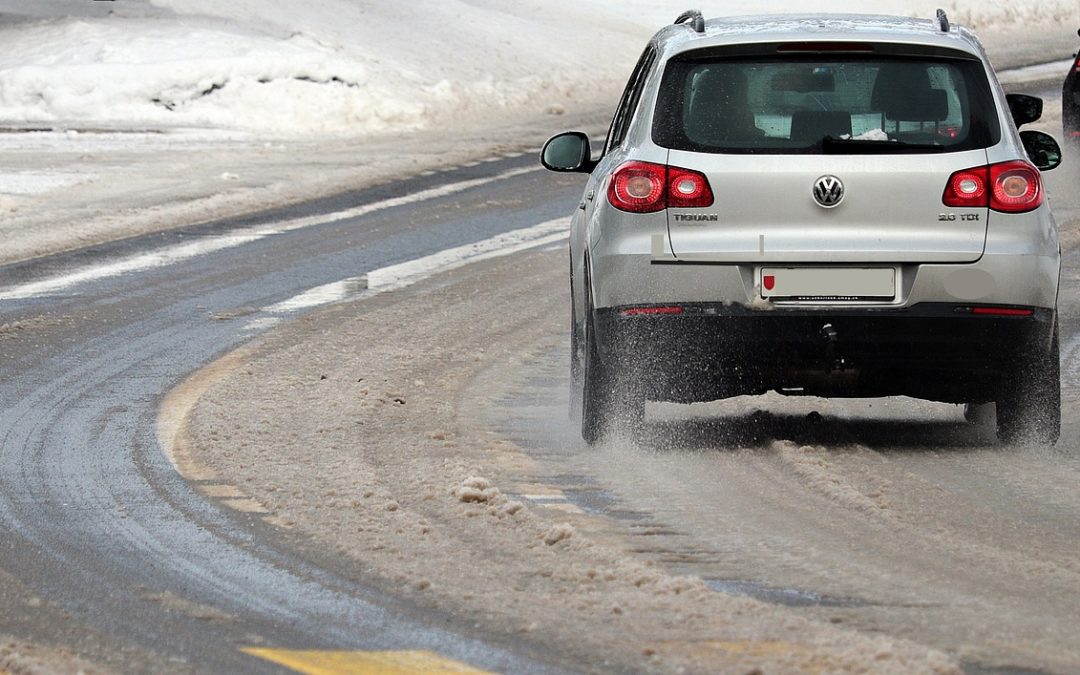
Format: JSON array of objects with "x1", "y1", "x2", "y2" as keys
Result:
[
  {"x1": 0, "y1": 165, "x2": 539, "y2": 301},
  {"x1": 0, "y1": 234, "x2": 265, "y2": 300},
  {"x1": 261, "y1": 218, "x2": 569, "y2": 316},
  {"x1": 241, "y1": 317, "x2": 283, "y2": 333}
]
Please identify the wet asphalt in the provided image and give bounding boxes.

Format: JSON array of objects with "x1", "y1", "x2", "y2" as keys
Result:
[{"x1": 0, "y1": 153, "x2": 582, "y2": 673}]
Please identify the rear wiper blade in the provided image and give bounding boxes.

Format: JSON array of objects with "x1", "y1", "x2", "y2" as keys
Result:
[{"x1": 821, "y1": 136, "x2": 947, "y2": 154}]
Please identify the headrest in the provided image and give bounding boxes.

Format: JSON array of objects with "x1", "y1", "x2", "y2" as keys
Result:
[
  {"x1": 690, "y1": 68, "x2": 748, "y2": 109},
  {"x1": 684, "y1": 68, "x2": 758, "y2": 144},
  {"x1": 871, "y1": 63, "x2": 949, "y2": 122}
]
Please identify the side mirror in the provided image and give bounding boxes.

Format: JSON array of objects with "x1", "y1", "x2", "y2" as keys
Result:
[
  {"x1": 540, "y1": 132, "x2": 595, "y2": 173},
  {"x1": 1006, "y1": 94, "x2": 1043, "y2": 127},
  {"x1": 1020, "y1": 130, "x2": 1062, "y2": 171}
]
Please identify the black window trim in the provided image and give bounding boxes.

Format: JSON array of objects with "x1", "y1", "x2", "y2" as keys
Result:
[{"x1": 604, "y1": 45, "x2": 658, "y2": 157}]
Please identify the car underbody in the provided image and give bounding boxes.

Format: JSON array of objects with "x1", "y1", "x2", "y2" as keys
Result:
[{"x1": 594, "y1": 303, "x2": 1055, "y2": 404}]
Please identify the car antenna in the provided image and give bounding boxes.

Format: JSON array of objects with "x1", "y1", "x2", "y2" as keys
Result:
[
  {"x1": 936, "y1": 9, "x2": 950, "y2": 32},
  {"x1": 674, "y1": 9, "x2": 705, "y2": 34}
]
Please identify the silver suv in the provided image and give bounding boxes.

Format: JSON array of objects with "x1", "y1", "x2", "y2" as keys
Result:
[{"x1": 542, "y1": 10, "x2": 1064, "y2": 445}]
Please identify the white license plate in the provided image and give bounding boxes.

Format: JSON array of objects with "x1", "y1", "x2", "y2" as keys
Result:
[{"x1": 761, "y1": 267, "x2": 895, "y2": 301}]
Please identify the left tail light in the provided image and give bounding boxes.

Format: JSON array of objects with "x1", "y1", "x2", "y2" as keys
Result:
[{"x1": 608, "y1": 161, "x2": 714, "y2": 213}]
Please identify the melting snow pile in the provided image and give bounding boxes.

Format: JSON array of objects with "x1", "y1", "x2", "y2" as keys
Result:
[
  {"x1": 0, "y1": 19, "x2": 428, "y2": 136},
  {"x1": 452, "y1": 476, "x2": 524, "y2": 518}
]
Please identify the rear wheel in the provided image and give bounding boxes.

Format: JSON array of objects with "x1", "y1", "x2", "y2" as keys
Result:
[
  {"x1": 569, "y1": 280, "x2": 584, "y2": 421},
  {"x1": 580, "y1": 289, "x2": 644, "y2": 445},
  {"x1": 580, "y1": 312, "x2": 612, "y2": 445},
  {"x1": 996, "y1": 324, "x2": 1060, "y2": 445}
]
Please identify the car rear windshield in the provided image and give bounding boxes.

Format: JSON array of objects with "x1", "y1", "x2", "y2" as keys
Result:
[{"x1": 653, "y1": 51, "x2": 1000, "y2": 154}]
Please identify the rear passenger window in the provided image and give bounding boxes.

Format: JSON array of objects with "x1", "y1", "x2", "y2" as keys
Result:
[
  {"x1": 654, "y1": 54, "x2": 999, "y2": 154},
  {"x1": 605, "y1": 47, "x2": 657, "y2": 155}
]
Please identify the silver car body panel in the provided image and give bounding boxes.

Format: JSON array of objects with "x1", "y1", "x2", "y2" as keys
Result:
[{"x1": 664, "y1": 149, "x2": 991, "y2": 263}]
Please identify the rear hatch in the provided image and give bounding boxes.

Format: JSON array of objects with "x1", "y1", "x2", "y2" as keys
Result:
[
  {"x1": 653, "y1": 45, "x2": 1000, "y2": 263},
  {"x1": 666, "y1": 149, "x2": 988, "y2": 262}
]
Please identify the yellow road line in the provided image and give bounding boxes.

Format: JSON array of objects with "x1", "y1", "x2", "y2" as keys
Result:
[{"x1": 242, "y1": 648, "x2": 493, "y2": 675}]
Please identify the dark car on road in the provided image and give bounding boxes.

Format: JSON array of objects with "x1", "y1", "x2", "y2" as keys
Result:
[{"x1": 1066, "y1": 29, "x2": 1080, "y2": 149}]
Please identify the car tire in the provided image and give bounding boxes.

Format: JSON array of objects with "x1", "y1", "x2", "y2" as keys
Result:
[
  {"x1": 996, "y1": 324, "x2": 1060, "y2": 445},
  {"x1": 581, "y1": 321, "x2": 645, "y2": 445},
  {"x1": 580, "y1": 310, "x2": 612, "y2": 445},
  {"x1": 580, "y1": 276, "x2": 644, "y2": 445},
  {"x1": 569, "y1": 281, "x2": 584, "y2": 421}
]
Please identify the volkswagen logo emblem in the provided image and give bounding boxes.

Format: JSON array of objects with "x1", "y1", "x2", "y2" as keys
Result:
[{"x1": 813, "y1": 175, "x2": 845, "y2": 208}]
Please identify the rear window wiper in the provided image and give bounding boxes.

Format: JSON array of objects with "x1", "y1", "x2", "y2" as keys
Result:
[{"x1": 821, "y1": 136, "x2": 947, "y2": 154}]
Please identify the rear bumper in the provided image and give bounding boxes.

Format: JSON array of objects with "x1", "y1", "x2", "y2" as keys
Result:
[
  {"x1": 594, "y1": 302, "x2": 1054, "y2": 403},
  {"x1": 591, "y1": 252, "x2": 1060, "y2": 313}
]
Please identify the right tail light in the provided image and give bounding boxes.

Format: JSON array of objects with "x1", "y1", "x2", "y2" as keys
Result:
[{"x1": 943, "y1": 160, "x2": 1042, "y2": 213}]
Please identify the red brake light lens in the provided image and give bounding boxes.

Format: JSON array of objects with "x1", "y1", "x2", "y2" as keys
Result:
[
  {"x1": 943, "y1": 166, "x2": 988, "y2": 207},
  {"x1": 609, "y1": 161, "x2": 666, "y2": 213},
  {"x1": 608, "y1": 162, "x2": 713, "y2": 213},
  {"x1": 970, "y1": 307, "x2": 1034, "y2": 317},
  {"x1": 990, "y1": 161, "x2": 1042, "y2": 212},
  {"x1": 942, "y1": 161, "x2": 1042, "y2": 213},
  {"x1": 668, "y1": 166, "x2": 714, "y2": 208}
]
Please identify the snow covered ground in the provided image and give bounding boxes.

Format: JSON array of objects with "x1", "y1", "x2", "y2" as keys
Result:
[
  {"x1": 0, "y1": 0, "x2": 1076, "y2": 263},
  {"x1": 1, "y1": 0, "x2": 1075, "y2": 137}
]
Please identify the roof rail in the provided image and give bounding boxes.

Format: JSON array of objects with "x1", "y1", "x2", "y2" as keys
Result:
[
  {"x1": 674, "y1": 9, "x2": 705, "y2": 34},
  {"x1": 935, "y1": 8, "x2": 950, "y2": 32}
]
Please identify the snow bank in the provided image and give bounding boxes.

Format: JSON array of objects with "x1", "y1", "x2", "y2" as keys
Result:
[
  {"x1": 0, "y1": 0, "x2": 1075, "y2": 138},
  {"x1": 0, "y1": 19, "x2": 427, "y2": 136},
  {"x1": 0, "y1": 0, "x2": 648, "y2": 137}
]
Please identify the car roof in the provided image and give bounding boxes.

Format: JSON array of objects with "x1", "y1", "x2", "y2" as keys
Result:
[{"x1": 652, "y1": 14, "x2": 986, "y2": 60}]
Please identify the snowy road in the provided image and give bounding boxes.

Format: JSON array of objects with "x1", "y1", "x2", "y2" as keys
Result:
[{"x1": 0, "y1": 63, "x2": 1077, "y2": 674}]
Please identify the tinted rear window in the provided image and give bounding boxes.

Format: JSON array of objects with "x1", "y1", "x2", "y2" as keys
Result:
[{"x1": 653, "y1": 54, "x2": 1000, "y2": 154}]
